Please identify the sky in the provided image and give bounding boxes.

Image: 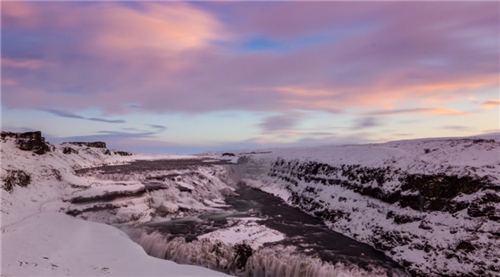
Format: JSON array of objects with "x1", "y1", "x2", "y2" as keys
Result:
[{"x1": 1, "y1": 1, "x2": 499, "y2": 154}]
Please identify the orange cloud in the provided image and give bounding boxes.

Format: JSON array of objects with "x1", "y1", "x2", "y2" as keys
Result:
[
  {"x1": 368, "y1": 74, "x2": 500, "y2": 105},
  {"x1": 429, "y1": 107, "x2": 471, "y2": 116},
  {"x1": 480, "y1": 99, "x2": 500, "y2": 109},
  {"x1": 247, "y1": 73, "x2": 499, "y2": 114}
]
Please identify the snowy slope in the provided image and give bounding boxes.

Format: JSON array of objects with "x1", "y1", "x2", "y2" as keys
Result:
[
  {"x1": 3, "y1": 131, "x2": 499, "y2": 277},
  {"x1": 235, "y1": 137, "x2": 500, "y2": 277},
  {"x1": 1, "y1": 132, "x2": 228, "y2": 276},
  {"x1": 2, "y1": 212, "x2": 226, "y2": 276}
]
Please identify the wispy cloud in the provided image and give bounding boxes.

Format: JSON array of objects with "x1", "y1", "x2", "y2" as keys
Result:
[
  {"x1": 148, "y1": 124, "x2": 168, "y2": 132},
  {"x1": 352, "y1": 117, "x2": 379, "y2": 129},
  {"x1": 441, "y1": 125, "x2": 471, "y2": 131},
  {"x1": 46, "y1": 109, "x2": 85, "y2": 119},
  {"x1": 258, "y1": 113, "x2": 302, "y2": 133},
  {"x1": 87, "y1": 118, "x2": 126, "y2": 124},
  {"x1": 480, "y1": 99, "x2": 500, "y2": 109},
  {"x1": 96, "y1": 130, "x2": 156, "y2": 138},
  {"x1": 1, "y1": 58, "x2": 54, "y2": 69},
  {"x1": 367, "y1": 107, "x2": 471, "y2": 116},
  {"x1": 45, "y1": 109, "x2": 125, "y2": 124}
]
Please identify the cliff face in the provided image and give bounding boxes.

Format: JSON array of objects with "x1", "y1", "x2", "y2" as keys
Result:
[
  {"x1": 66, "y1": 141, "x2": 107, "y2": 149},
  {"x1": 0, "y1": 131, "x2": 237, "y2": 226},
  {"x1": 0, "y1": 131, "x2": 139, "y2": 224},
  {"x1": 239, "y1": 138, "x2": 500, "y2": 277},
  {"x1": 1, "y1": 131, "x2": 52, "y2": 154}
]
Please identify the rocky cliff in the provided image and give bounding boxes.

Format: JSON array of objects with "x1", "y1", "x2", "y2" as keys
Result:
[{"x1": 239, "y1": 138, "x2": 500, "y2": 277}]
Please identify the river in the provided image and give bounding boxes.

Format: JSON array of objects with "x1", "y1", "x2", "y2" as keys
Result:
[
  {"x1": 77, "y1": 159, "x2": 408, "y2": 276},
  {"x1": 123, "y1": 183, "x2": 408, "y2": 276}
]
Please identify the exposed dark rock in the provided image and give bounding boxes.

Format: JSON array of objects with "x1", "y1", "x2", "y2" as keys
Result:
[
  {"x1": 114, "y1": 150, "x2": 133, "y2": 156},
  {"x1": 66, "y1": 203, "x2": 120, "y2": 216},
  {"x1": 392, "y1": 213, "x2": 422, "y2": 224},
  {"x1": 467, "y1": 192, "x2": 500, "y2": 221},
  {"x1": 418, "y1": 219, "x2": 433, "y2": 230},
  {"x1": 222, "y1": 152, "x2": 235, "y2": 157},
  {"x1": 18, "y1": 131, "x2": 52, "y2": 154},
  {"x1": 67, "y1": 141, "x2": 107, "y2": 148},
  {"x1": 447, "y1": 199, "x2": 469, "y2": 213},
  {"x1": 233, "y1": 243, "x2": 253, "y2": 270},
  {"x1": 472, "y1": 139, "x2": 495, "y2": 144},
  {"x1": 456, "y1": 241, "x2": 475, "y2": 253},
  {"x1": 400, "y1": 193, "x2": 424, "y2": 211},
  {"x1": 2, "y1": 170, "x2": 31, "y2": 192},
  {"x1": 359, "y1": 186, "x2": 401, "y2": 204},
  {"x1": 62, "y1": 147, "x2": 79, "y2": 155},
  {"x1": 1, "y1": 131, "x2": 52, "y2": 154},
  {"x1": 372, "y1": 229, "x2": 412, "y2": 251},
  {"x1": 0, "y1": 131, "x2": 17, "y2": 140},
  {"x1": 270, "y1": 156, "x2": 496, "y2": 217},
  {"x1": 69, "y1": 187, "x2": 146, "y2": 203},
  {"x1": 401, "y1": 174, "x2": 489, "y2": 198},
  {"x1": 400, "y1": 174, "x2": 491, "y2": 212}
]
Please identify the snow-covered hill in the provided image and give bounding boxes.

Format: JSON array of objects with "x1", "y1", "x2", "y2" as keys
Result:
[
  {"x1": 1, "y1": 131, "x2": 229, "y2": 276},
  {"x1": 2, "y1": 131, "x2": 499, "y2": 277},
  {"x1": 237, "y1": 136, "x2": 500, "y2": 276}
]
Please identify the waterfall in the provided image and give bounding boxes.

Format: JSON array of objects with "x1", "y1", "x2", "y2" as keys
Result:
[
  {"x1": 244, "y1": 246, "x2": 390, "y2": 277},
  {"x1": 122, "y1": 226, "x2": 241, "y2": 274},
  {"x1": 121, "y1": 226, "x2": 405, "y2": 277}
]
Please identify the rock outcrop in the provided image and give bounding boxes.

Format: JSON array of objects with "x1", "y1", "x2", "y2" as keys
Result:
[
  {"x1": 1, "y1": 131, "x2": 52, "y2": 154},
  {"x1": 2, "y1": 170, "x2": 31, "y2": 192},
  {"x1": 67, "y1": 141, "x2": 107, "y2": 148}
]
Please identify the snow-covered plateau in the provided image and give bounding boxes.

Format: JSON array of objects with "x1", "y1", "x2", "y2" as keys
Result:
[{"x1": 1, "y1": 131, "x2": 499, "y2": 277}]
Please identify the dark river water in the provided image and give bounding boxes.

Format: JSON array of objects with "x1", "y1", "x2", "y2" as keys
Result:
[
  {"x1": 228, "y1": 185, "x2": 404, "y2": 272},
  {"x1": 140, "y1": 183, "x2": 408, "y2": 276},
  {"x1": 78, "y1": 160, "x2": 408, "y2": 276}
]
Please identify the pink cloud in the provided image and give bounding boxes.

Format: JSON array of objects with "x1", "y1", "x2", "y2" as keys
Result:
[
  {"x1": 2, "y1": 58, "x2": 54, "y2": 69},
  {"x1": 480, "y1": 100, "x2": 500, "y2": 109},
  {"x1": 2, "y1": 1, "x2": 498, "y2": 118},
  {"x1": 1, "y1": 79, "x2": 17, "y2": 86}
]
